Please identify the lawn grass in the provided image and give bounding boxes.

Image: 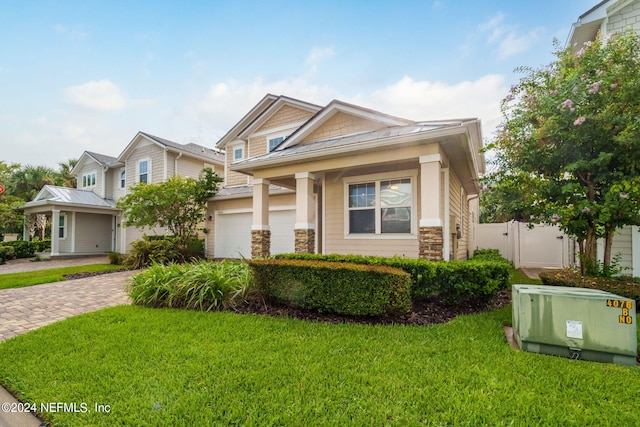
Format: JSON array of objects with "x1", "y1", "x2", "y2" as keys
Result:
[
  {"x1": 0, "y1": 304, "x2": 638, "y2": 426},
  {"x1": 0, "y1": 264, "x2": 127, "y2": 290},
  {"x1": 511, "y1": 268, "x2": 542, "y2": 285}
]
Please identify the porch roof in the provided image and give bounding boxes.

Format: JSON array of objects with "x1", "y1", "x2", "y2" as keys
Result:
[{"x1": 20, "y1": 185, "x2": 117, "y2": 211}]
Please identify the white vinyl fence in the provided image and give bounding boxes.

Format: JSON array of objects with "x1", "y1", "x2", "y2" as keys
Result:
[{"x1": 476, "y1": 221, "x2": 574, "y2": 269}]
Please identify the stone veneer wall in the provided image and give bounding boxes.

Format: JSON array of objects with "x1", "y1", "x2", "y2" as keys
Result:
[
  {"x1": 251, "y1": 229, "x2": 271, "y2": 258},
  {"x1": 294, "y1": 229, "x2": 315, "y2": 254},
  {"x1": 419, "y1": 226, "x2": 443, "y2": 261}
]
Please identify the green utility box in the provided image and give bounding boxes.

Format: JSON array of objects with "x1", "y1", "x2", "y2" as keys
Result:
[{"x1": 512, "y1": 284, "x2": 637, "y2": 366}]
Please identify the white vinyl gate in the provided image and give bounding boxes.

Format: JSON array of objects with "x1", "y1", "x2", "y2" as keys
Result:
[{"x1": 476, "y1": 222, "x2": 573, "y2": 268}]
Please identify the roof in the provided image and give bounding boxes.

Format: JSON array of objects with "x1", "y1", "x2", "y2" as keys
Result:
[
  {"x1": 138, "y1": 132, "x2": 225, "y2": 164},
  {"x1": 231, "y1": 120, "x2": 477, "y2": 169},
  {"x1": 215, "y1": 94, "x2": 322, "y2": 148},
  {"x1": 85, "y1": 151, "x2": 119, "y2": 165},
  {"x1": 213, "y1": 184, "x2": 294, "y2": 200},
  {"x1": 20, "y1": 185, "x2": 117, "y2": 210}
]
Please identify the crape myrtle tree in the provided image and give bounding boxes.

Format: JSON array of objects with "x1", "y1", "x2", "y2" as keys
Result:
[
  {"x1": 117, "y1": 168, "x2": 223, "y2": 246},
  {"x1": 484, "y1": 30, "x2": 640, "y2": 276}
]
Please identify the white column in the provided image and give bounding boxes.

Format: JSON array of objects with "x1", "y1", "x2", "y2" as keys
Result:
[
  {"x1": 632, "y1": 226, "x2": 640, "y2": 277},
  {"x1": 419, "y1": 155, "x2": 442, "y2": 227},
  {"x1": 51, "y1": 209, "x2": 60, "y2": 256},
  {"x1": 252, "y1": 178, "x2": 270, "y2": 231},
  {"x1": 295, "y1": 172, "x2": 315, "y2": 230}
]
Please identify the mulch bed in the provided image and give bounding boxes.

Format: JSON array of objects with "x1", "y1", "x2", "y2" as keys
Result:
[{"x1": 232, "y1": 290, "x2": 512, "y2": 326}]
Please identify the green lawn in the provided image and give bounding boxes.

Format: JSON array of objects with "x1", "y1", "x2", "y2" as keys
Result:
[
  {"x1": 0, "y1": 302, "x2": 638, "y2": 426},
  {"x1": 0, "y1": 264, "x2": 126, "y2": 290}
]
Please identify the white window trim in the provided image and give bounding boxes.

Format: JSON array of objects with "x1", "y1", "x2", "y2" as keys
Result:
[
  {"x1": 82, "y1": 171, "x2": 97, "y2": 188},
  {"x1": 266, "y1": 131, "x2": 290, "y2": 152},
  {"x1": 343, "y1": 170, "x2": 418, "y2": 239},
  {"x1": 119, "y1": 168, "x2": 126, "y2": 189},
  {"x1": 137, "y1": 158, "x2": 152, "y2": 184},
  {"x1": 228, "y1": 141, "x2": 246, "y2": 164},
  {"x1": 58, "y1": 214, "x2": 67, "y2": 240}
]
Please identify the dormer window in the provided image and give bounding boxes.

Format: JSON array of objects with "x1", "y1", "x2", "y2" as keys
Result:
[{"x1": 268, "y1": 136, "x2": 284, "y2": 152}]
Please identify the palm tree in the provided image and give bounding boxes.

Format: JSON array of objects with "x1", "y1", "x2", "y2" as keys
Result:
[
  {"x1": 9, "y1": 165, "x2": 57, "y2": 201},
  {"x1": 57, "y1": 158, "x2": 78, "y2": 188}
]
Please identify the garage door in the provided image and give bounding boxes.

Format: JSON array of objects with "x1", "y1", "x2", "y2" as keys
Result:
[{"x1": 214, "y1": 210, "x2": 295, "y2": 258}]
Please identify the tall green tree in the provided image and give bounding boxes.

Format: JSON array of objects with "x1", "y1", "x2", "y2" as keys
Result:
[
  {"x1": 9, "y1": 165, "x2": 57, "y2": 201},
  {"x1": 117, "y1": 168, "x2": 222, "y2": 245},
  {"x1": 57, "y1": 158, "x2": 78, "y2": 188},
  {"x1": 484, "y1": 30, "x2": 640, "y2": 276}
]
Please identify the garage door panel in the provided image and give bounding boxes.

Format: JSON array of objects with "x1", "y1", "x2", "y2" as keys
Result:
[{"x1": 215, "y1": 210, "x2": 295, "y2": 258}]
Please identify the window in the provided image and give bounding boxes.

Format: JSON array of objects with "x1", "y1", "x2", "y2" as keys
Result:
[
  {"x1": 268, "y1": 136, "x2": 284, "y2": 152},
  {"x1": 58, "y1": 215, "x2": 67, "y2": 239},
  {"x1": 120, "y1": 169, "x2": 126, "y2": 188},
  {"x1": 138, "y1": 159, "x2": 149, "y2": 184},
  {"x1": 233, "y1": 147, "x2": 243, "y2": 161},
  {"x1": 347, "y1": 178, "x2": 412, "y2": 234},
  {"x1": 82, "y1": 172, "x2": 96, "y2": 188}
]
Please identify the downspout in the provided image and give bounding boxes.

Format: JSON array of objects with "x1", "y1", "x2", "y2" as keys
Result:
[
  {"x1": 467, "y1": 193, "x2": 480, "y2": 257},
  {"x1": 174, "y1": 152, "x2": 183, "y2": 177},
  {"x1": 101, "y1": 165, "x2": 108, "y2": 198}
]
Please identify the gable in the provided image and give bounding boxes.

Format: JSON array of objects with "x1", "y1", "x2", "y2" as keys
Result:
[
  {"x1": 255, "y1": 105, "x2": 315, "y2": 134},
  {"x1": 299, "y1": 112, "x2": 389, "y2": 145}
]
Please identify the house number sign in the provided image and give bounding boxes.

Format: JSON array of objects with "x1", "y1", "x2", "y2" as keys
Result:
[{"x1": 606, "y1": 299, "x2": 634, "y2": 324}]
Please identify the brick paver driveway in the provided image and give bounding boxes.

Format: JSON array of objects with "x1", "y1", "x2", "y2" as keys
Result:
[{"x1": 0, "y1": 268, "x2": 133, "y2": 341}]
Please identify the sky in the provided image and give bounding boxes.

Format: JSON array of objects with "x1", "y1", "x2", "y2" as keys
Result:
[{"x1": 0, "y1": 0, "x2": 597, "y2": 169}]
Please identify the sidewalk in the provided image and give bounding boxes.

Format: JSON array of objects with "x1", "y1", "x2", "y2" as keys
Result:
[{"x1": 0, "y1": 259, "x2": 133, "y2": 427}]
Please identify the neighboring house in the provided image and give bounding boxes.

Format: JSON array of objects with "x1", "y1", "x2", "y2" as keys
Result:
[
  {"x1": 568, "y1": 0, "x2": 640, "y2": 276},
  {"x1": 206, "y1": 94, "x2": 485, "y2": 261},
  {"x1": 21, "y1": 132, "x2": 224, "y2": 257}
]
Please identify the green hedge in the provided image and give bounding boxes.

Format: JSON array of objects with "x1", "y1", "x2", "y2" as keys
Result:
[
  {"x1": 539, "y1": 269, "x2": 640, "y2": 301},
  {"x1": 0, "y1": 241, "x2": 35, "y2": 258},
  {"x1": 0, "y1": 246, "x2": 16, "y2": 264},
  {"x1": 273, "y1": 253, "x2": 511, "y2": 306},
  {"x1": 249, "y1": 259, "x2": 412, "y2": 317}
]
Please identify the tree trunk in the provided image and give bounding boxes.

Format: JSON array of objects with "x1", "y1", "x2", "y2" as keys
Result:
[
  {"x1": 603, "y1": 229, "x2": 615, "y2": 273},
  {"x1": 583, "y1": 227, "x2": 598, "y2": 276},
  {"x1": 577, "y1": 238, "x2": 585, "y2": 276}
]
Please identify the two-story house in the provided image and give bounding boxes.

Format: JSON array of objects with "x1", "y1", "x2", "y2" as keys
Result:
[
  {"x1": 21, "y1": 132, "x2": 224, "y2": 257},
  {"x1": 205, "y1": 94, "x2": 485, "y2": 261}
]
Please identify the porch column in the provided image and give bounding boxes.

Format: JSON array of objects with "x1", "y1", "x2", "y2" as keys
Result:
[
  {"x1": 251, "y1": 178, "x2": 271, "y2": 258},
  {"x1": 295, "y1": 172, "x2": 316, "y2": 254},
  {"x1": 23, "y1": 215, "x2": 30, "y2": 242},
  {"x1": 419, "y1": 155, "x2": 443, "y2": 261},
  {"x1": 51, "y1": 209, "x2": 60, "y2": 256}
]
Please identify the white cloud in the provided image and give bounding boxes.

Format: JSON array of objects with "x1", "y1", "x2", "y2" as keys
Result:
[
  {"x1": 305, "y1": 47, "x2": 334, "y2": 71},
  {"x1": 65, "y1": 79, "x2": 127, "y2": 111},
  {"x1": 479, "y1": 12, "x2": 543, "y2": 59},
  {"x1": 352, "y1": 74, "x2": 507, "y2": 137},
  {"x1": 187, "y1": 77, "x2": 336, "y2": 143}
]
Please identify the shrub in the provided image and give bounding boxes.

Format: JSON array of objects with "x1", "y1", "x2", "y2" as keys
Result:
[
  {"x1": 0, "y1": 241, "x2": 35, "y2": 258},
  {"x1": 540, "y1": 269, "x2": 640, "y2": 301},
  {"x1": 124, "y1": 236, "x2": 205, "y2": 269},
  {"x1": 250, "y1": 259, "x2": 412, "y2": 317},
  {"x1": 108, "y1": 251, "x2": 124, "y2": 265},
  {"x1": 30, "y1": 239, "x2": 51, "y2": 252},
  {"x1": 125, "y1": 238, "x2": 182, "y2": 269},
  {"x1": 127, "y1": 260, "x2": 253, "y2": 310},
  {"x1": 0, "y1": 246, "x2": 16, "y2": 264},
  {"x1": 273, "y1": 253, "x2": 511, "y2": 306}
]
